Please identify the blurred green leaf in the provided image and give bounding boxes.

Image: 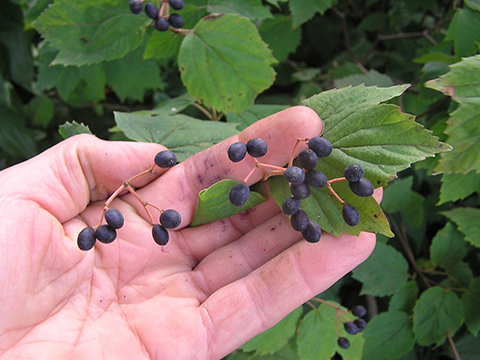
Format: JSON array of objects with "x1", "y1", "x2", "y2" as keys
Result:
[
  {"x1": 446, "y1": 8, "x2": 480, "y2": 57},
  {"x1": 33, "y1": 0, "x2": 151, "y2": 65},
  {"x1": 226, "y1": 104, "x2": 288, "y2": 131},
  {"x1": 259, "y1": 15, "x2": 301, "y2": 62},
  {"x1": 207, "y1": 0, "x2": 273, "y2": 20},
  {"x1": 439, "y1": 171, "x2": 480, "y2": 204},
  {"x1": 413, "y1": 286, "x2": 463, "y2": 346},
  {"x1": 240, "y1": 306, "x2": 302, "y2": 356},
  {"x1": 26, "y1": 96, "x2": 54, "y2": 127},
  {"x1": 190, "y1": 179, "x2": 266, "y2": 227},
  {"x1": 389, "y1": 281, "x2": 419, "y2": 314},
  {"x1": 334, "y1": 70, "x2": 394, "y2": 88},
  {"x1": 442, "y1": 207, "x2": 480, "y2": 248},
  {"x1": 430, "y1": 222, "x2": 467, "y2": 269},
  {"x1": 178, "y1": 14, "x2": 277, "y2": 113},
  {"x1": 362, "y1": 311, "x2": 415, "y2": 360},
  {"x1": 289, "y1": 0, "x2": 337, "y2": 28},
  {"x1": 352, "y1": 242, "x2": 409, "y2": 296},
  {"x1": 0, "y1": 108, "x2": 37, "y2": 159},
  {"x1": 114, "y1": 111, "x2": 239, "y2": 162},
  {"x1": 382, "y1": 177, "x2": 424, "y2": 227},
  {"x1": 461, "y1": 277, "x2": 480, "y2": 336}
]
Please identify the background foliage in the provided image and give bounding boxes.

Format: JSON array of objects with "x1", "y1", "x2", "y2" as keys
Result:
[{"x1": 2, "y1": 0, "x2": 480, "y2": 359}]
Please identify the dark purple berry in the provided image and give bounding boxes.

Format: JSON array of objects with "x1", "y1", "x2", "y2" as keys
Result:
[
  {"x1": 302, "y1": 220, "x2": 322, "y2": 243},
  {"x1": 77, "y1": 227, "x2": 96, "y2": 251},
  {"x1": 246, "y1": 138, "x2": 267, "y2": 158},
  {"x1": 351, "y1": 305, "x2": 367, "y2": 318},
  {"x1": 291, "y1": 209, "x2": 309, "y2": 232},
  {"x1": 169, "y1": 13, "x2": 184, "y2": 28},
  {"x1": 105, "y1": 208, "x2": 124, "y2": 229},
  {"x1": 342, "y1": 204, "x2": 360, "y2": 226},
  {"x1": 152, "y1": 224, "x2": 169, "y2": 246},
  {"x1": 305, "y1": 169, "x2": 327, "y2": 188},
  {"x1": 155, "y1": 150, "x2": 177, "y2": 168},
  {"x1": 308, "y1": 137, "x2": 332, "y2": 158},
  {"x1": 284, "y1": 166, "x2": 305, "y2": 184},
  {"x1": 338, "y1": 337, "x2": 350, "y2": 349},
  {"x1": 344, "y1": 164, "x2": 364, "y2": 183},
  {"x1": 353, "y1": 318, "x2": 367, "y2": 331},
  {"x1": 160, "y1": 209, "x2": 182, "y2": 229},
  {"x1": 169, "y1": 0, "x2": 184, "y2": 10},
  {"x1": 129, "y1": 0, "x2": 143, "y2": 14},
  {"x1": 229, "y1": 183, "x2": 250, "y2": 207},
  {"x1": 290, "y1": 181, "x2": 310, "y2": 200},
  {"x1": 145, "y1": 2, "x2": 159, "y2": 19},
  {"x1": 349, "y1": 177, "x2": 374, "y2": 197},
  {"x1": 228, "y1": 142, "x2": 247, "y2": 162},
  {"x1": 344, "y1": 321, "x2": 359, "y2": 335},
  {"x1": 282, "y1": 197, "x2": 301, "y2": 216},
  {"x1": 155, "y1": 17, "x2": 170, "y2": 31},
  {"x1": 94, "y1": 225, "x2": 117, "y2": 244},
  {"x1": 297, "y1": 149, "x2": 318, "y2": 170}
]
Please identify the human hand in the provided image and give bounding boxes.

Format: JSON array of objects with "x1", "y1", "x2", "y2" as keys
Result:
[{"x1": 0, "y1": 106, "x2": 378, "y2": 359}]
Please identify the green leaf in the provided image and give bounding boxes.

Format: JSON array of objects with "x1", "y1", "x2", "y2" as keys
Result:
[
  {"x1": 442, "y1": 207, "x2": 480, "y2": 248},
  {"x1": 461, "y1": 277, "x2": 480, "y2": 336},
  {"x1": 258, "y1": 15, "x2": 302, "y2": 62},
  {"x1": 466, "y1": 0, "x2": 480, "y2": 11},
  {"x1": 190, "y1": 179, "x2": 266, "y2": 227},
  {"x1": 389, "y1": 281, "x2": 419, "y2": 314},
  {"x1": 334, "y1": 70, "x2": 394, "y2": 89},
  {"x1": 430, "y1": 222, "x2": 467, "y2": 269},
  {"x1": 413, "y1": 286, "x2": 464, "y2": 346},
  {"x1": 178, "y1": 13, "x2": 277, "y2": 113},
  {"x1": 33, "y1": 0, "x2": 151, "y2": 66},
  {"x1": 382, "y1": 176, "x2": 424, "y2": 227},
  {"x1": 25, "y1": 96, "x2": 54, "y2": 127},
  {"x1": 114, "y1": 112, "x2": 239, "y2": 162},
  {"x1": 439, "y1": 171, "x2": 480, "y2": 204},
  {"x1": 444, "y1": 261, "x2": 474, "y2": 289},
  {"x1": 240, "y1": 306, "x2": 302, "y2": 356},
  {"x1": 289, "y1": 0, "x2": 337, "y2": 28},
  {"x1": 0, "y1": 108, "x2": 37, "y2": 159},
  {"x1": 362, "y1": 311, "x2": 415, "y2": 360},
  {"x1": 103, "y1": 45, "x2": 163, "y2": 102},
  {"x1": 352, "y1": 242, "x2": 409, "y2": 296},
  {"x1": 303, "y1": 85, "x2": 451, "y2": 185},
  {"x1": 207, "y1": 0, "x2": 273, "y2": 20},
  {"x1": 226, "y1": 104, "x2": 288, "y2": 131},
  {"x1": 450, "y1": 334, "x2": 480, "y2": 360},
  {"x1": 446, "y1": 8, "x2": 480, "y2": 57},
  {"x1": 149, "y1": 93, "x2": 197, "y2": 116},
  {"x1": 58, "y1": 121, "x2": 93, "y2": 139}
]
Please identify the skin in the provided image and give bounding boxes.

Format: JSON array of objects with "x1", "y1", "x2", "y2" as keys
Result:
[{"x1": 0, "y1": 106, "x2": 379, "y2": 360}]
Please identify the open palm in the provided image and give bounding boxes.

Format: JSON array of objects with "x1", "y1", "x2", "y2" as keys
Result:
[{"x1": 0, "y1": 107, "x2": 377, "y2": 360}]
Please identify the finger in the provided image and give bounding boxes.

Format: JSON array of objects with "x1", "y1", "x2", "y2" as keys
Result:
[
  {"x1": 130, "y1": 106, "x2": 323, "y2": 228},
  {"x1": 0, "y1": 134, "x2": 167, "y2": 223},
  {"x1": 198, "y1": 231, "x2": 376, "y2": 359}
]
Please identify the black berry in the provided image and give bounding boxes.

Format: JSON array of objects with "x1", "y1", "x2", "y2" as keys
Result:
[
  {"x1": 349, "y1": 177, "x2": 374, "y2": 197},
  {"x1": 129, "y1": 0, "x2": 143, "y2": 14},
  {"x1": 160, "y1": 209, "x2": 182, "y2": 229},
  {"x1": 290, "y1": 181, "x2": 310, "y2": 200},
  {"x1": 353, "y1": 318, "x2": 367, "y2": 331},
  {"x1": 291, "y1": 209, "x2": 309, "y2": 232},
  {"x1": 308, "y1": 137, "x2": 332, "y2": 158},
  {"x1": 297, "y1": 149, "x2": 318, "y2": 170},
  {"x1": 337, "y1": 337, "x2": 350, "y2": 349},
  {"x1": 344, "y1": 321, "x2": 359, "y2": 335},
  {"x1": 229, "y1": 183, "x2": 250, "y2": 207},
  {"x1": 344, "y1": 164, "x2": 364, "y2": 183},
  {"x1": 77, "y1": 227, "x2": 96, "y2": 251},
  {"x1": 155, "y1": 17, "x2": 170, "y2": 31},
  {"x1": 305, "y1": 169, "x2": 327, "y2": 188},
  {"x1": 302, "y1": 220, "x2": 322, "y2": 243},
  {"x1": 228, "y1": 142, "x2": 247, "y2": 162},
  {"x1": 105, "y1": 208, "x2": 124, "y2": 229},
  {"x1": 155, "y1": 150, "x2": 177, "y2": 168},
  {"x1": 284, "y1": 166, "x2": 305, "y2": 184},
  {"x1": 169, "y1": 0, "x2": 184, "y2": 10},
  {"x1": 351, "y1": 305, "x2": 367, "y2": 317},
  {"x1": 246, "y1": 138, "x2": 268, "y2": 158},
  {"x1": 342, "y1": 204, "x2": 360, "y2": 226},
  {"x1": 145, "y1": 2, "x2": 159, "y2": 19},
  {"x1": 152, "y1": 224, "x2": 169, "y2": 246},
  {"x1": 282, "y1": 197, "x2": 301, "y2": 216},
  {"x1": 168, "y1": 13, "x2": 184, "y2": 28},
  {"x1": 94, "y1": 225, "x2": 117, "y2": 244}
]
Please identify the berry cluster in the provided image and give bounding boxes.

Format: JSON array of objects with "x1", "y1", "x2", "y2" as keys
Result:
[
  {"x1": 129, "y1": 0, "x2": 185, "y2": 32},
  {"x1": 337, "y1": 305, "x2": 368, "y2": 349},
  {"x1": 76, "y1": 150, "x2": 182, "y2": 251},
  {"x1": 226, "y1": 136, "x2": 374, "y2": 243}
]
